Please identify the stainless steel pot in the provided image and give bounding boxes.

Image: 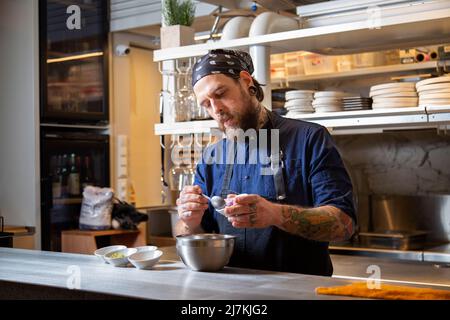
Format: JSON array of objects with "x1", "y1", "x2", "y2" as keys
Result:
[{"x1": 176, "y1": 233, "x2": 236, "y2": 272}]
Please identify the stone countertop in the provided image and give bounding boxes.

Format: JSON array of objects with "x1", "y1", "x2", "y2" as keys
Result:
[
  {"x1": 162, "y1": 246, "x2": 450, "y2": 288},
  {"x1": 1, "y1": 247, "x2": 450, "y2": 300}
]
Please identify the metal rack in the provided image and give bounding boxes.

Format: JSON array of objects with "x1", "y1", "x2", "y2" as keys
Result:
[{"x1": 153, "y1": 1, "x2": 450, "y2": 136}]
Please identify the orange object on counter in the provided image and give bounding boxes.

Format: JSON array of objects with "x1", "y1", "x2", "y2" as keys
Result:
[{"x1": 316, "y1": 282, "x2": 450, "y2": 300}]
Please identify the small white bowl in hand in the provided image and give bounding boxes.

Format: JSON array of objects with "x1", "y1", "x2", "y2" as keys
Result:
[
  {"x1": 104, "y1": 248, "x2": 138, "y2": 267},
  {"x1": 94, "y1": 245, "x2": 127, "y2": 263},
  {"x1": 135, "y1": 245, "x2": 158, "y2": 253},
  {"x1": 128, "y1": 250, "x2": 163, "y2": 270}
]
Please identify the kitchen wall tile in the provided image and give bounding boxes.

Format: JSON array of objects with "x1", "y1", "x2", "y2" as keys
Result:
[{"x1": 334, "y1": 130, "x2": 450, "y2": 196}]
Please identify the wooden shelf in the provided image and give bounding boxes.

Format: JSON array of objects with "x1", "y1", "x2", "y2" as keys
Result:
[
  {"x1": 271, "y1": 61, "x2": 439, "y2": 84},
  {"x1": 153, "y1": 8, "x2": 450, "y2": 62}
]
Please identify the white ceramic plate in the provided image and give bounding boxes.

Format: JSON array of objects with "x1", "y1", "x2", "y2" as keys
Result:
[
  {"x1": 313, "y1": 97, "x2": 343, "y2": 103},
  {"x1": 285, "y1": 104, "x2": 313, "y2": 109},
  {"x1": 285, "y1": 90, "x2": 316, "y2": 95},
  {"x1": 416, "y1": 75, "x2": 450, "y2": 89},
  {"x1": 285, "y1": 108, "x2": 315, "y2": 112},
  {"x1": 372, "y1": 92, "x2": 417, "y2": 98},
  {"x1": 418, "y1": 93, "x2": 450, "y2": 99},
  {"x1": 312, "y1": 105, "x2": 343, "y2": 110},
  {"x1": 285, "y1": 104, "x2": 314, "y2": 109},
  {"x1": 314, "y1": 91, "x2": 351, "y2": 98},
  {"x1": 419, "y1": 103, "x2": 450, "y2": 107},
  {"x1": 370, "y1": 88, "x2": 416, "y2": 97},
  {"x1": 285, "y1": 98, "x2": 313, "y2": 106},
  {"x1": 418, "y1": 98, "x2": 450, "y2": 105},
  {"x1": 285, "y1": 90, "x2": 315, "y2": 100},
  {"x1": 416, "y1": 83, "x2": 450, "y2": 92},
  {"x1": 370, "y1": 82, "x2": 416, "y2": 91}
]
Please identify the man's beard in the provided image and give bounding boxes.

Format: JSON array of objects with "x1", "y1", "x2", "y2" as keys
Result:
[{"x1": 218, "y1": 86, "x2": 261, "y2": 138}]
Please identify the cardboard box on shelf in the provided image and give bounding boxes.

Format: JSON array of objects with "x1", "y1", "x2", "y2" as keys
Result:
[
  {"x1": 352, "y1": 52, "x2": 385, "y2": 68},
  {"x1": 284, "y1": 52, "x2": 305, "y2": 77},
  {"x1": 303, "y1": 53, "x2": 337, "y2": 75},
  {"x1": 337, "y1": 55, "x2": 353, "y2": 72}
]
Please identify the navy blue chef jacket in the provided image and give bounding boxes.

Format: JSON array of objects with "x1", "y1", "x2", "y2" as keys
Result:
[{"x1": 194, "y1": 111, "x2": 356, "y2": 276}]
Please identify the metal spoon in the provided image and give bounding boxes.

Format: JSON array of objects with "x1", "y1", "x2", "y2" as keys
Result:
[{"x1": 202, "y1": 194, "x2": 227, "y2": 214}]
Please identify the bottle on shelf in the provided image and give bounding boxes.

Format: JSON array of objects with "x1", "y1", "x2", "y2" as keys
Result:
[
  {"x1": 81, "y1": 155, "x2": 95, "y2": 192},
  {"x1": 68, "y1": 153, "x2": 80, "y2": 197},
  {"x1": 60, "y1": 154, "x2": 69, "y2": 197},
  {"x1": 51, "y1": 155, "x2": 62, "y2": 198}
]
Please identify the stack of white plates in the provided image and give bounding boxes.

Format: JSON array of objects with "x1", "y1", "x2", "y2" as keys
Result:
[
  {"x1": 313, "y1": 91, "x2": 348, "y2": 113},
  {"x1": 416, "y1": 75, "x2": 450, "y2": 107},
  {"x1": 369, "y1": 82, "x2": 418, "y2": 109},
  {"x1": 284, "y1": 90, "x2": 315, "y2": 116}
]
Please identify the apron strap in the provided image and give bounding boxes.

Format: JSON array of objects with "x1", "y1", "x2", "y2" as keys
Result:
[
  {"x1": 271, "y1": 150, "x2": 286, "y2": 201},
  {"x1": 266, "y1": 111, "x2": 287, "y2": 202},
  {"x1": 220, "y1": 139, "x2": 236, "y2": 198}
]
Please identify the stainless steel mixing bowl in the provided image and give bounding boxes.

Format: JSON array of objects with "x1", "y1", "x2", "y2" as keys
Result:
[{"x1": 176, "y1": 233, "x2": 236, "y2": 272}]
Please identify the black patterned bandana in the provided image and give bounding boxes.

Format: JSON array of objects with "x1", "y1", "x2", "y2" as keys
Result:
[{"x1": 191, "y1": 49, "x2": 254, "y2": 88}]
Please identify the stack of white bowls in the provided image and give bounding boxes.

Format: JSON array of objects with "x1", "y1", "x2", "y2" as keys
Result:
[
  {"x1": 313, "y1": 91, "x2": 348, "y2": 113},
  {"x1": 416, "y1": 75, "x2": 450, "y2": 107},
  {"x1": 369, "y1": 82, "x2": 418, "y2": 109},
  {"x1": 284, "y1": 90, "x2": 315, "y2": 116}
]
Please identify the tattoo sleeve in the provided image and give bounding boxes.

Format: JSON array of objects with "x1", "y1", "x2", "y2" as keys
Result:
[{"x1": 278, "y1": 205, "x2": 354, "y2": 242}]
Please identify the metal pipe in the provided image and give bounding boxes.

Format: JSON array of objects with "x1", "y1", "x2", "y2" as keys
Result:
[{"x1": 248, "y1": 12, "x2": 299, "y2": 109}]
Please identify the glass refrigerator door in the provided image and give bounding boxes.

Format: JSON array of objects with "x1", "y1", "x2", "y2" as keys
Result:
[
  {"x1": 40, "y1": 0, "x2": 109, "y2": 124},
  {"x1": 41, "y1": 129, "x2": 110, "y2": 251}
]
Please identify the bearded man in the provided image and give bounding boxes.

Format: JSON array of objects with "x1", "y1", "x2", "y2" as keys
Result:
[{"x1": 174, "y1": 49, "x2": 355, "y2": 276}]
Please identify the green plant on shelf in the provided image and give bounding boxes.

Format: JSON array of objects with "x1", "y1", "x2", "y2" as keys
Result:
[{"x1": 162, "y1": 0, "x2": 196, "y2": 27}]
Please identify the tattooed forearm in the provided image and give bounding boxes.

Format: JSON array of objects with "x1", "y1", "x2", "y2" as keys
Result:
[{"x1": 277, "y1": 205, "x2": 354, "y2": 242}]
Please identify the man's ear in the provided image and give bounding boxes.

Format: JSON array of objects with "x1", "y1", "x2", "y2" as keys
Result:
[{"x1": 239, "y1": 71, "x2": 253, "y2": 87}]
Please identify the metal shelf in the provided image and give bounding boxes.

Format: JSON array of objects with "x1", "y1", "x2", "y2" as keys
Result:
[
  {"x1": 154, "y1": 106, "x2": 450, "y2": 135},
  {"x1": 153, "y1": 8, "x2": 450, "y2": 62},
  {"x1": 287, "y1": 107, "x2": 428, "y2": 130}
]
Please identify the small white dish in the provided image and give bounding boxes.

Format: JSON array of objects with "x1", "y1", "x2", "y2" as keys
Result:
[
  {"x1": 104, "y1": 248, "x2": 138, "y2": 267},
  {"x1": 135, "y1": 245, "x2": 158, "y2": 253},
  {"x1": 128, "y1": 250, "x2": 163, "y2": 270},
  {"x1": 94, "y1": 245, "x2": 127, "y2": 263}
]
